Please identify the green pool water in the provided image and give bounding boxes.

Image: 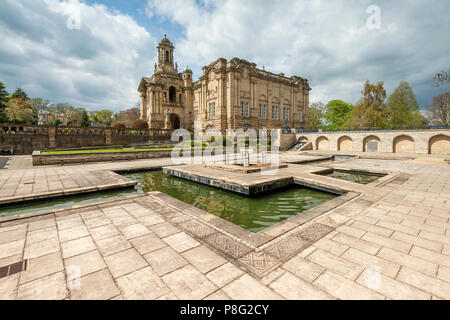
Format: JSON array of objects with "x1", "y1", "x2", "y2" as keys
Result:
[
  {"x1": 127, "y1": 171, "x2": 337, "y2": 232},
  {"x1": 322, "y1": 170, "x2": 382, "y2": 184},
  {"x1": 0, "y1": 170, "x2": 337, "y2": 232}
]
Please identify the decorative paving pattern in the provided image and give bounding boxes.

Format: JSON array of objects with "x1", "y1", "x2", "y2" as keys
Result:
[
  {"x1": 1, "y1": 155, "x2": 449, "y2": 300},
  {"x1": 139, "y1": 192, "x2": 351, "y2": 277}
]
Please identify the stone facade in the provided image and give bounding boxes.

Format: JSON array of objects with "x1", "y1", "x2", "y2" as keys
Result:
[
  {"x1": 139, "y1": 36, "x2": 311, "y2": 132},
  {"x1": 296, "y1": 129, "x2": 450, "y2": 155}
]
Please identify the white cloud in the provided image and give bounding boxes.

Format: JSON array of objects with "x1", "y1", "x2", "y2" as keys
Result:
[
  {"x1": 1, "y1": 0, "x2": 448, "y2": 111},
  {"x1": 0, "y1": 0, "x2": 156, "y2": 111},
  {"x1": 147, "y1": 0, "x2": 450, "y2": 107}
]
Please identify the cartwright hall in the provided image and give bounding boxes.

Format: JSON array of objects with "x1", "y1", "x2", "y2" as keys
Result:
[{"x1": 138, "y1": 35, "x2": 311, "y2": 132}]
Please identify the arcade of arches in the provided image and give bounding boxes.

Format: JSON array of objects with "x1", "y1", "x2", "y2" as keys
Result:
[{"x1": 295, "y1": 131, "x2": 450, "y2": 155}]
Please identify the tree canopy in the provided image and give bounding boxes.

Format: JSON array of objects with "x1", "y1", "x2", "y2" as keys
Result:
[
  {"x1": 5, "y1": 98, "x2": 34, "y2": 124},
  {"x1": 0, "y1": 82, "x2": 8, "y2": 123},
  {"x1": 8, "y1": 88, "x2": 29, "y2": 101},
  {"x1": 349, "y1": 81, "x2": 387, "y2": 128},
  {"x1": 308, "y1": 102, "x2": 325, "y2": 130},
  {"x1": 324, "y1": 100, "x2": 354, "y2": 129},
  {"x1": 386, "y1": 81, "x2": 425, "y2": 127},
  {"x1": 427, "y1": 91, "x2": 449, "y2": 125},
  {"x1": 79, "y1": 110, "x2": 90, "y2": 127}
]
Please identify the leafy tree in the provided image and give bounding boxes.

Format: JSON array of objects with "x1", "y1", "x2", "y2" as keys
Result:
[
  {"x1": 5, "y1": 98, "x2": 34, "y2": 124},
  {"x1": 350, "y1": 81, "x2": 388, "y2": 128},
  {"x1": 69, "y1": 107, "x2": 86, "y2": 125},
  {"x1": 0, "y1": 82, "x2": 9, "y2": 123},
  {"x1": 308, "y1": 102, "x2": 326, "y2": 129},
  {"x1": 386, "y1": 81, "x2": 425, "y2": 127},
  {"x1": 79, "y1": 110, "x2": 90, "y2": 127},
  {"x1": 53, "y1": 119, "x2": 62, "y2": 126},
  {"x1": 427, "y1": 91, "x2": 449, "y2": 125},
  {"x1": 8, "y1": 88, "x2": 29, "y2": 101},
  {"x1": 324, "y1": 100, "x2": 354, "y2": 129},
  {"x1": 96, "y1": 110, "x2": 114, "y2": 125}
]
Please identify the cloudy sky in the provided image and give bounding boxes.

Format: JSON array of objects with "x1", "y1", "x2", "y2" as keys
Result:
[{"x1": 0, "y1": 0, "x2": 449, "y2": 112}]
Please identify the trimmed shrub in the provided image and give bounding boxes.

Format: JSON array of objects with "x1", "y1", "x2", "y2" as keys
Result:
[
  {"x1": 131, "y1": 119, "x2": 149, "y2": 129},
  {"x1": 111, "y1": 121, "x2": 126, "y2": 129}
]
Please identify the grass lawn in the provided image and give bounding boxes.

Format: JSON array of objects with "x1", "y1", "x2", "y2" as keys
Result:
[{"x1": 41, "y1": 146, "x2": 218, "y2": 154}]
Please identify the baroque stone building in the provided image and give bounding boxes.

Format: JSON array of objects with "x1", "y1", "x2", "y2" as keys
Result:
[{"x1": 138, "y1": 35, "x2": 311, "y2": 132}]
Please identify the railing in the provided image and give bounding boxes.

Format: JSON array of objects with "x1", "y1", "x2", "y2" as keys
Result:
[
  {"x1": 297, "y1": 125, "x2": 450, "y2": 134},
  {"x1": 57, "y1": 127, "x2": 105, "y2": 135},
  {"x1": 1, "y1": 125, "x2": 49, "y2": 135}
]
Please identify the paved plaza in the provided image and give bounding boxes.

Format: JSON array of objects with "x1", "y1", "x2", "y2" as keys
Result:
[{"x1": 0, "y1": 153, "x2": 449, "y2": 300}]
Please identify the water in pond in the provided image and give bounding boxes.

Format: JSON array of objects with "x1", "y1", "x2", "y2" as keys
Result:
[
  {"x1": 322, "y1": 170, "x2": 381, "y2": 184},
  {"x1": 0, "y1": 170, "x2": 337, "y2": 232},
  {"x1": 126, "y1": 171, "x2": 337, "y2": 232},
  {"x1": 0, "y1": 188, "x2": 137, "y2": 219}
]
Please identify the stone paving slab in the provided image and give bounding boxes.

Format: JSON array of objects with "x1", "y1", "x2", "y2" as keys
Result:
[
  {"x1": 0, "y1": 156, "x2": 449, "y2": 300},
  {"x1": 0, "y1": 157, "x2": 178, "y2": 206}
]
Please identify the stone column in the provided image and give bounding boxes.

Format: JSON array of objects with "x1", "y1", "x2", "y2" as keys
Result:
[
  {"x1": 105, "y1": 128, "x2": 112, "y2": 145},
  {"x1": 48, "y1": 126, "x2": 56, "y2": 149}
]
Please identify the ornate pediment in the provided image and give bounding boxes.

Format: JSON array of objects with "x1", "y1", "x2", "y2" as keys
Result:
[{"x1": 240, "y1": 90, "x2": 250, "y2": 99}]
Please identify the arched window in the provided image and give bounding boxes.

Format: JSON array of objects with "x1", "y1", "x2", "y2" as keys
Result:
[
  {"x1": 169, "y1": 86, "x2": 176, "y2": 102},
  {"x1": 165, "y1": 50, "x2": 169, "y2": 63}
]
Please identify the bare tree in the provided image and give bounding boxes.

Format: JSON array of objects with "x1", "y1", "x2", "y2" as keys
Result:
[
  {"x1": 427, "y1": 91, "x2": 449, "y2": 125},
  {"x1": 433, "y1": 70, "x2": 449, "y2": 87}
]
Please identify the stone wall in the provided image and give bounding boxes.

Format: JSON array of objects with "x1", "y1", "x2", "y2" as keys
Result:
[
  {"x1": 0, "y1": 125, "x2": 172, "y2": 154},
  {"x1": 296, "y1": 129, "x2": 450, "y2": 155}
]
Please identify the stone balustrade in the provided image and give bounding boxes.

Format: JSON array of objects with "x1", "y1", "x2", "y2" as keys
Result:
[{"x1": 0, "y1": 124, "x2": 173, "y2": 154}]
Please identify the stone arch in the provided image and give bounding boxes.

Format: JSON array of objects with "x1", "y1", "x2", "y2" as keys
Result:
[
  {"x1": 259, "y1": 94, "x2": 267, "y2": 102},
  {"x1": 169, "y1": 86, "x2": 176, "y2": 102},
  {"x1": 393, "y1": 135, "x2": 415, "y2": 154},
  {"x1": 272, "y1": 97, "x2": 279, "y2": 104},
  {"x1": 363, "y1": 135, "x2": 381, "y2": 152},
  {"x1": 297, "y1": 136, "x2": 309, "y2": 142},
  {"x1": 316, "y1": 136, "x2": 329, "y2": 151},
  {"x1": 428, "y1": 134, "x2": 450, "y2": 155},
  {"x1": 338, "y1": 136, "x2": 353, "y2": 152},
  {"x1": 169, "y1": 113, "x2": 180, "y2": 129}
]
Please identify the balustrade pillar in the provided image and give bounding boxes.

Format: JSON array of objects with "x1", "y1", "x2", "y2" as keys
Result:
[{"x1": 48, "y1": 126, "x2": 56, "y2": 148}]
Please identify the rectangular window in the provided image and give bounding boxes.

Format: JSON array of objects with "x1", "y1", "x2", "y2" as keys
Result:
[
  {"x1": 246, "y1": 102, "x2": 250, "y2": 117},
  {"x1": 271, "y1": 106, "x2": 275, "y2": 120},
  {"x1": 213, "y1": 102, "x2": 216, "y2": 117},
  {"x1": 259, "y1": 104, "x2": 262, "y2": 118},
  {"x1": 263, "y1": 104, "x2": 267, "y2": 119},
  {"x1": 241, "y1": 101, "x2": 244, "y2": 117},
  {"x1": 209, "y1": 103, "x2": 212, "y2": 119},
  {"x1": 283, "y1": 107, "x2": 290, "y2": 121},
  {"x1": 276, "y1": 107, "x2": 279, "y2": 120}
]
